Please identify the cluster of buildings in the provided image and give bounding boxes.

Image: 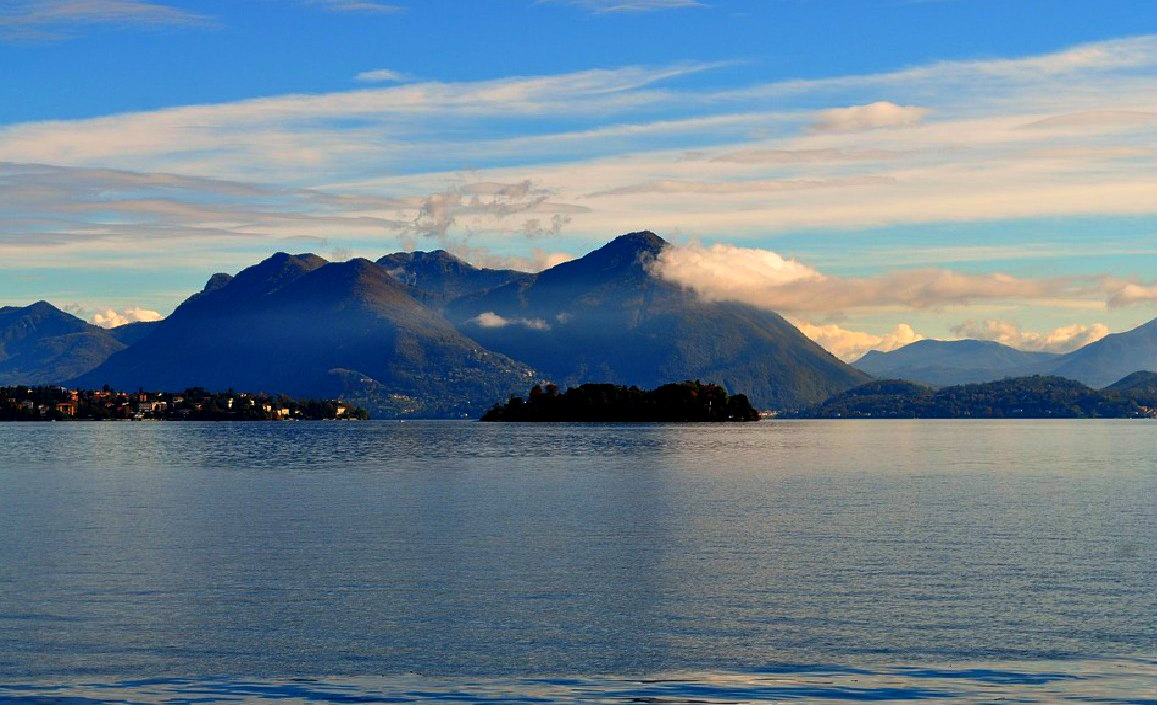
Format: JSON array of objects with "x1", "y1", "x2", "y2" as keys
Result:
[{"x1": 0, "y1": 386, "x2": 359, "y2": 421}]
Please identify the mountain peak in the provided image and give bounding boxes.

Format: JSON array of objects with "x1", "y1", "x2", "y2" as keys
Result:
[
  {"x1": 543, "y1": 231, "x2": 668, "y2": 285},
  {"x1": 201, "y1": 273, "x2": 233, "y2": 294},
  {"x1": 603, "y1": 231, "x2": 667, "y2": 257}
]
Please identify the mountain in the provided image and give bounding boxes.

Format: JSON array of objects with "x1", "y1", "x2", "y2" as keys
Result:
[
  {"x1": 73, "y1": 254, "x2": 537, "y2": 417},
  {"x1": 853, "y1": 318, "x2": 1156, "y2": 388},
  {"x1": 378, "y1": 250, "x2": 530, "y2": 306},
  {"x1": 853, "y1": 339, "x2": 1059, "y2": 386},
  {"x1": 108, "y1": 320, "x2": 162, "y2": 346},
  {"x1": 0, "y1": 301, "x2": 126, "y2": 385},
  {"x1": 1045, "y1": 318, "x2": 1157, "y2": 388},
  {"x1": 445, "y1": 232, "x2": 869, "y2": 409}
]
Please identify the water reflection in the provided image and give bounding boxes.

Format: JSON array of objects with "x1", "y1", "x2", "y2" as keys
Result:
[
  {"x1": 0, "y1": 421, "x2": 1153, "y2": 680},
  {"x1": 0, "y1": 659, "x2": 1153, "y2": 704}
]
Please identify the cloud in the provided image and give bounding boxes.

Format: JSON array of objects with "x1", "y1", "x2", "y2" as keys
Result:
[
  {"x1": 1017, "y1": 110, "x2": 1157, "y2": 131},
  {"x1": 468, "y1": 312, "x2": 550, "y2": 331},
  {"x1": 90, "y1": 306, "x2": 164, "y2": 328},
  {"x1": 307, "y1": 0, "x2": 404, "y2": 13},
  {"x1": 0, "y1": 162, "x2": 587, "y2": 267},
  {"x1": 651, "y1": 242, "x2": 1157, "y2": 314},
  {"x1": 406, "y1": 179, "x2": 583, "y2": 242},
  {"x1": 520, "y1": 214, "x2": 572, "y2": 238},
  {"x1": 544, "y1": 0, "x2": 706, "y2": 12},
  {"x1": 808, "y1": 101, "x2": 929, "y2": 133},
  {"x1": 949, "y1": 319, "x2": 1111, "y2": 352},
  {"x1": 1106, "y1": 282, "x2": 1157, "y2": 308},
  {"x1": 354, "y1": 68, "x2": 412, "y2": 84},
  {"x1": 587, "y1": 174, "x2": 893, "y2": 197},
  {"x1": 649, "y1": 242, "x2": 821, "y2": 298},
  {"x1": 793, "y1": 321, "x2": 924, "y2": 362},
  {"x1": 708, "y1": 147, "x2": 906, "y2": 164},
  {"x1": 0, "y1": 62, "x2": 722, "y2": 181},
  {"x1": 0, "y1": 0, "x2": 211, "y2": 41}
]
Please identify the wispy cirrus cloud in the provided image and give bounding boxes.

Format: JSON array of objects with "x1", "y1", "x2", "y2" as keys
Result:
[
  {"x1": 307, "y1": 0, "x2": 404, "y2": 14},
  {"x1": 542, "y1": 0, "x2": 706, "y2": 13},
  {"x1": 0, "y1": 0, "x2": 211, "y2": 41},
  {"x1": 0, "y1": 162, "x2": 584, "y2": 277}
]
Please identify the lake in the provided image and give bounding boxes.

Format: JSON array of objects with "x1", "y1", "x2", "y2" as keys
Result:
[{"x1": 0, "y1": 420, "x2": 1153, "y2": 703}]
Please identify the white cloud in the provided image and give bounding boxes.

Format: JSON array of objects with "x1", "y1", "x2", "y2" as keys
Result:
[
  {"x1": 588, "y1": 174, "x2": 893, "y2": 197},
  {"x1": 354, "y1": 68, "x2": 411, "y2": 84},
  {"x1": 468, "y1": 312, "x2": 550, "y2": 330},
  {"x1": 651, "y1": 242, "x2": 821, "y2": 299},
  {"x1": 307, "y1": 0, "x2": 404, "y2": 13},
  {"x1": 1107, "y1": 283, "x2": 1157, "y2": 308},
  {"x1": 0, "y1": 0, "x2": 210, "y2": 41},
  {"x1": 949, "y1": 319, "x2": 1111, "y2": 352},
  {"x1": 794, "y1": 321, "x2": 924, "y2": 362},
  {"x1": 808, "y1": 101, "x2": 928, "y2": 133},
  {"x1": 90, "y1": 306, "x2": 164, "y2": 328}
]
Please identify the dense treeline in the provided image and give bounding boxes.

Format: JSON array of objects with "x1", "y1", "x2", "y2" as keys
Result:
[
  {"x1": 0, "y1": 385, "x2": 367, "y2": 421},
  {"x1": 481, "y1": 381, "x2": 761, "y2": 422},
  {"x1": 785, "y1": 373, "x2": 1157, "y2": 419}
]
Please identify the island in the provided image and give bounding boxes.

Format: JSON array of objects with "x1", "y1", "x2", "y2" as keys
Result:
[
  {"x1": 783, "y1": 372, "x2": 1157, "y2": 419},
  {"x1": 481, "y1": 381, "x2": 761, "y2": 422},
  {"x1": 1, "y1": 385, "x2": 368, "y2": 421}
]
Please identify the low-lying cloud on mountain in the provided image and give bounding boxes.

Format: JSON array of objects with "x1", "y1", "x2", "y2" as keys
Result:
[{"x1": 649, "y1": 242, "x2": 1156, "y2": 314}]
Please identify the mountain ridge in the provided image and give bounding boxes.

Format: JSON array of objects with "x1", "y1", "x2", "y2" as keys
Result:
[{"x1": 853, "y1": 318, "x2": 1156, "y2": 388}]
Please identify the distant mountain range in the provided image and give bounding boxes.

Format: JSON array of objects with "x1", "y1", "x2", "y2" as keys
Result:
[
  {"x1": 854, "y1": 318, "x2": 1156, "y2": 388},
  {"x1": 7, "y1": 232, "x2": 868, "y2": 415},
  {"x1": 3, "y1": 232, "x2": 1153, "y2": 417}
]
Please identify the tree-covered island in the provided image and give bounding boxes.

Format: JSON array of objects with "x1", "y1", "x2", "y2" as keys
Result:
[
  {"x1": 481, "y1": 381, "x2": 761, "y2": 422},
  {"x1": 1, "y1": 386, "x2": 368, "y2": 421},
  {"x1": 783, "y1": 372, "x2": 1157, "y2": 419}
]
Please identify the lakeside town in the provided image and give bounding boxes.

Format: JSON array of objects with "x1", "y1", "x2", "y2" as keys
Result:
[{"x1": 0, "y1": 386, "x2": 368, "y2": 422}]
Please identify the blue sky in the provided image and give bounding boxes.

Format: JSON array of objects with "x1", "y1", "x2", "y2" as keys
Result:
[{"x1": 1, "y1": 0, "x2": 1154, "y2": 359}]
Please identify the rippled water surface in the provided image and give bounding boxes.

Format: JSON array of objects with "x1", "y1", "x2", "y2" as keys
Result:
[{"x1": 0, "y1": 420, "x2": 1153, "y2": 702}]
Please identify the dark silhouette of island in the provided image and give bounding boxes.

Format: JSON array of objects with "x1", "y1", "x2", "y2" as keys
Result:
[
  {"x1": 481, "y1": 380, "x2": 760, "y2": 422},
  {"x1": 784, "y1": 372, "x2": 1157, "y2": 419}
]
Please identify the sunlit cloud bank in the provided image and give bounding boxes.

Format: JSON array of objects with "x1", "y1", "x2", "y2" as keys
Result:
[
  {"x1": 90, "y1": 306, "x2": 164, "y2": 328},
  {"x1": 650, "y1": 242, "x2": 1156, "y2": 314},
  {"x1": 950, "y1": 319, "x2": 1110, "y2": 353},
  {"x1": 793, "y1": 321, "x2": 924, "y2": 362}
]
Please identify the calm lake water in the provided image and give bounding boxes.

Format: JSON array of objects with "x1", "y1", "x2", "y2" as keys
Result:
[{"x1": 0, "y1": 420, "x2": 1153, "y2": 703}]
